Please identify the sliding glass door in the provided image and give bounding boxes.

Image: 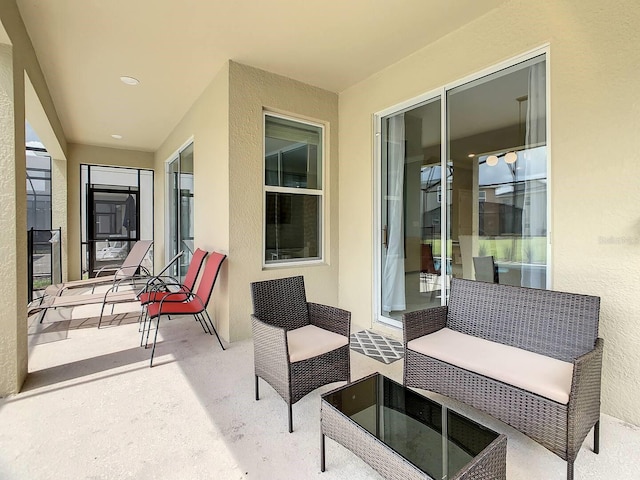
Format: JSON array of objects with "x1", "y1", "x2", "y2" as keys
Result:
[
  {"x1": 167, "y1": 142, "x2": 194, "y2": 280},
  {"x1": 377, "y1": 52, "x2": 548, "y2": 326}
]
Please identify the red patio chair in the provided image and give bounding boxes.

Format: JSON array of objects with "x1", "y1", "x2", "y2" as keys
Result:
[
  {"x1": 138, "y1": 248, "x2": 209, "y2": 342},
  {"x1": 144, "y1": 251, "x2": 227, "y2": 367}
]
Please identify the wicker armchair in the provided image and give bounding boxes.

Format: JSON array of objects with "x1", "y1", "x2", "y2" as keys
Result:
[{"x1": 250, "y1": 275, "x2": 351, "y2": 432}]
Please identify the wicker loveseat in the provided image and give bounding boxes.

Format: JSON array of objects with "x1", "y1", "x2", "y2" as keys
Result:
[{"x1": 403, "y1": 278, "x2": 603, "y2": 480}]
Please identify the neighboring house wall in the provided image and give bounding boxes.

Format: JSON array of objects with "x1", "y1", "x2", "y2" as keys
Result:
[
  {"x1": 66, "y1": 143, "x2": 154, "y2": 280},
  {"x1": 338, "y1": 0, "x2": 640, "y2": 425}
]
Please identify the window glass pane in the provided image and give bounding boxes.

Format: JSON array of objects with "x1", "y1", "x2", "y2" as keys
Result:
[
  {"x1": 264, "y1": 113, "x2": 324, "y2": 265},
  {"x1": 265, "y1": 115, "x2": 322, "y2": 189},
  {"x1": 265, "y1": 192, "x2": 320, "y2": 264}
]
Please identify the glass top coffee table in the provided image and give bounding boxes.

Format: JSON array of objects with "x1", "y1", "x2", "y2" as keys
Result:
[{"x1": 320, "y1": 373, "x2": 506, "y2": 480}]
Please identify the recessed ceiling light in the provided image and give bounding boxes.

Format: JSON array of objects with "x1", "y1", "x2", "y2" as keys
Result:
[
  {"x1": 119, "y1": 76, "x2": 140, "y2": 86},
  {"x1": 111, "y1": 134, "x2": 123, "y2": 139},
  {"x1": 468, "y1": 153, "x2": 475, "y2": 158}
]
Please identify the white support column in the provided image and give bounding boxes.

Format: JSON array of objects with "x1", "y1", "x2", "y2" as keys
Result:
[{"x1": 0, "y1": 43, "x2": 28, "y2": 396}]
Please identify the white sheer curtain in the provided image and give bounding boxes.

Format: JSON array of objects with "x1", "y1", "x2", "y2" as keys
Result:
[
  {"x1": 521, "y1": 60, "x2": 546, "y2": 288},
  {"x1": 382, "y1": 114, "x2": 406, "y2": 312}
]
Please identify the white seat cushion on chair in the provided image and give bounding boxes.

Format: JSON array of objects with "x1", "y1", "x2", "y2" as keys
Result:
[
  {"x1": 407, "y1": 328, "x2": 574, "y2": 404},
  {"x1": 287, "y1": 324, "x2": 349, "y2": 363}
]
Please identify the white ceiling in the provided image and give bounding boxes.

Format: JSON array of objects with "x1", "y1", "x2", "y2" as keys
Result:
[{"x1": 16, "y1": 0, "x2": 506, "y2": 152}]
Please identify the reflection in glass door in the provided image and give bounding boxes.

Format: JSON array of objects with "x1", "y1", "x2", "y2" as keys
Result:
[
  {"x1": 377, "y1": 51, "x2": 548, "y2": 327},
  {"x1": 447, "y1": 55, "x2": 547, "y2": 289},
  {"x1": 167, "y1": 142, "x2": 194, "y2": 280}
]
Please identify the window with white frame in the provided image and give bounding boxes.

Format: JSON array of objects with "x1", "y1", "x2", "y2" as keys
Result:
[{"x1": 263, "y1": 113, "x2": 323, "y2": 265}]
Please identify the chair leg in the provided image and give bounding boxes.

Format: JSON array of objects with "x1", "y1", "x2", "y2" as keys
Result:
[
  {"x1": 201, "y1": 310, "x2": 216, "y2": 335},
  {"x1": 194, "y1": 313, "x2": 209, "y2": 334},
  {"x1": 201, "y1": 312, "x2": 213, "y2": 334},
  {"x1": 98, "y1": 301, "x2": 107, "y2": 329},
  {"x1": 288, "y1": 404, "x2": 293, "y2": 433},
  {"x1": 139, "y1": 310, "x2": 149, "y2": 347},
  {"x1": 144, "y1": 313, "x2": 154, "y2": 348},
  {"x1": 203, "y1": 311, "x2": 225, "y2": 351},
  {"x1": 594, "y1": 420, "x2": 600, "y2": 454},
  {"x1": 255, "y1": 376, "x2": 259, "y2": 401},
  {"x1": 150, "y1": 315, "x2": 162, "y2": 367},
  {"x1": 138, "y1": 305, "x2": 145, "y2": 332}
]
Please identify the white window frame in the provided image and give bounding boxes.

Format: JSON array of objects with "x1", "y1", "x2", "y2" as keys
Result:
[{"x1": 263, "y1": 111, "x2": 325, "y2": 268}]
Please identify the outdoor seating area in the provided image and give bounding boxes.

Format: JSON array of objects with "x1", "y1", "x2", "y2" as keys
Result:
[
  {"x1": 12, "y1": 264, "x2": 627, "y2": 478},
  {"x1": 2, "y1": 310, "x2": 639, "y2": 479},
  {"x1": 25, "y1": 243, "x2": 227, "y2": 368},
  {"x1": 2, "y1": 2, "x2": 640, "y2": 480}
]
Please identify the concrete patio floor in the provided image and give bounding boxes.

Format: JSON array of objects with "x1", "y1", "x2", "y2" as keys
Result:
[{"x1": 1, "y1": 304, "x2": 639, "y2": 479}]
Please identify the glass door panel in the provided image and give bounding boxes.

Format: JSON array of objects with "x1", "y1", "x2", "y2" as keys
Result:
[
  {"x1": 167, "y1": 142, "x2": 195, "y2": 280},
  {"x1": 446, "y1": 55, "x2": 547, "y2": 288},
  {"x1": 379, "y1": 97, "x2": 442, "y2": 326}
]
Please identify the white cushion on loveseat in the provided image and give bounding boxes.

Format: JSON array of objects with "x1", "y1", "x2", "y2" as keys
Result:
[
  {"x1": 287, "y1": 324, "x2": 348, "y2": 363},
  {"x1": 407, "y1": 327, "x2": 574, "y2": 404}
]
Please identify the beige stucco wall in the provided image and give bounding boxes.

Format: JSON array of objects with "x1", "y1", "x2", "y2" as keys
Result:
[
  {"x1": 66, "y1": 143, "x2": 154, "y2": 280},
  {"x1": 339, "y1": 0, "x2": 640, "y2": 425},
  {"x1": 153, "y1": 61, "x2": 230, "y2": 339},
  {"x1": 228, "y1": 62, "x2": 340, "y2": 341},
  {"x1": 0, "y1": 1, "x2": 67, "y2": 160},
  {"x1": 0, "y1": 43, "x2": 27, "y2": 395},
  {"x1": 0, "y1": 0, "x2": 66, "y2": 396},
  {"x1": 153, "y1": 61, "x2": 339, "y2": 343}
]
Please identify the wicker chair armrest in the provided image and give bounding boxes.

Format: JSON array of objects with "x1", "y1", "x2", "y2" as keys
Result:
[
  {"x1": 569, "y1": 338, "x2": 604, "y2": 411},
  {"x1": 568, "y1": 337, "x2": 604, "y2": 458},
  {"x1": 402, "y1": 306, "x2": 448, "y2": 345},
  {"x1": 308, "y1": 302, "x2": 351, "y2": 337},
  {"x1": 251, "y1": 314, "x2": 290, "y2": 372},
  {"x1": 571, "y1": 337, "x2": 604, "y2": 395}
]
